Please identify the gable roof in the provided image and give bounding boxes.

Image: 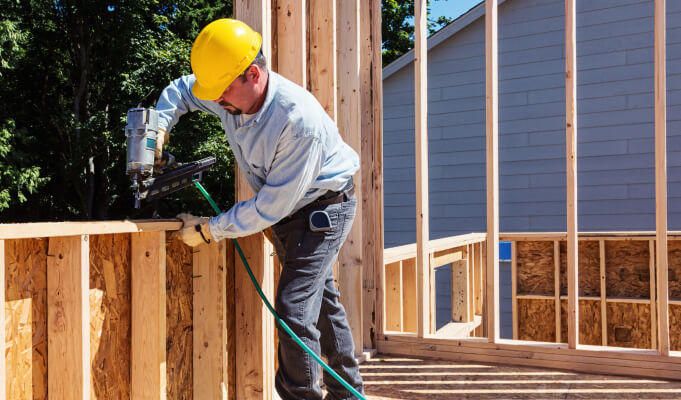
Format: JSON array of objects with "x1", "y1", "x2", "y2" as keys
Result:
[{"x1": 383, "y1": 0, "x2": 509, "y2": 79}]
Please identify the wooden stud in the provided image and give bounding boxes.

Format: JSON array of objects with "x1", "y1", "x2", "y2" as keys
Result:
[
  {"x1": 233, "y1": 2, "x2": 276, "y2": 397},
  {"x1": 0, "y1": 240, "x2": 6, "y2": 400},
  {"x1": 565, "y1": 0, "x2": 579, "y2": 350},
  {"x1": 654, "y1": 0, "x2": 670, "y2": 357},
  {"x1": 474, "y1": 243, "x2": 483, "y2": 316},
  {"x1": 485, "y1": 0, "x2": 500, "y2": 343},
  {"x1": 402, "y1": 258, "x2": 417, "y2": 333},
  {"x1": 429, "y1": 254, "x2": 437, "y2": 334},
  {"x1": 414, "y1": 0, "x2": 430, "y2": 338},
  {"x1": 511, "y1": 241, "x2": 517, "y2": 339},
  {"x1": 649, "y1": 240, "x2": 658, "y2": 350},
  {"x1": 337, "y1": 0, "x2": 364, "y2": 354},
  {"x1": 468, "y1": 245, "x2": 475, "y2": 323},
  {"x1": 193, "y1": 241, "x2": 228, "y2": 399},
  {"x1": 131, "y1": 231, "x2": 166, "y2": 399},
  {"x1": 47, "y1": 235, "x2": 90, "y2": 400},
  {"x1": 452, "y1": 255, "x2": 470, "y2": 323},
  {"x1": 385, "y1": 261, "x2": 403, "y2": 332},
  {"x1": 277, "y1": 0, "x2": 306, "y2": 86},
  {"x1": 554, "y1": 241, "x2": 561, "y2": 343},
  {"x1": 308, "y1": 0, "x2": 337, "y2": 119},
  {"x1": 599, "y1": 240, "x2": 608, "y2": 346}
]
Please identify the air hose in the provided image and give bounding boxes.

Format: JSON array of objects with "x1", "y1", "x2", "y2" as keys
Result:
[{"x1": 193, "y1": 181, "x2": 366, "y2": 400}]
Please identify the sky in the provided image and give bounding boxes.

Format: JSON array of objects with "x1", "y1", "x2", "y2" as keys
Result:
[{"x1": 429, "y1": 0, "x2": 483, "y2": 26}]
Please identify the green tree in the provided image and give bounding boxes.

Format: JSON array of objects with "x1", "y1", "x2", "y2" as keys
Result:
[
  {"x1": 382, "y1": 0, "x2": 455, "y2": 66},
  {"x1": 0, "y1": 0, "x2": 234, "y2": 222}
]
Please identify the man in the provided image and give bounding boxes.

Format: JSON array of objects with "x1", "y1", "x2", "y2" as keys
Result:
[{"x1": 154, "y1": 18, "x2": 365, "y2": 399}]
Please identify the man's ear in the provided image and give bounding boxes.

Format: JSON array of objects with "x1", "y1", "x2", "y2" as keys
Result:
[{"x1": 248, "y1": 65, "x2": 262, "y2": 84}]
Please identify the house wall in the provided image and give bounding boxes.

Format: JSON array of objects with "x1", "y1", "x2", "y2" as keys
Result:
[{"x1": 383, "y1": 0, "x2": 681, "y2": 248}]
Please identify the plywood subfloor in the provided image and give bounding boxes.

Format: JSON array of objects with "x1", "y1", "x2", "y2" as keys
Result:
[{"x1": 359, "y1": 355, "x2": 681, "y2": 399}]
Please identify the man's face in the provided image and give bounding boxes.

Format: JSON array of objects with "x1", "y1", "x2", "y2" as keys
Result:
[{"x1": 213, "y1": 68, "x2": 257, "y2": 115}]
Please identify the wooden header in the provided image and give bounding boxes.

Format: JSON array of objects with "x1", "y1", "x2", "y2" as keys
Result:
[{"x1": 0, "y1": 220, "x2": 183, "y2": 240}]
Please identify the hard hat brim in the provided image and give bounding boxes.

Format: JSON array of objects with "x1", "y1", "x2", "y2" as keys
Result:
[{"x1": 192, "y1": 79, "x2": 227, "y2": 101}]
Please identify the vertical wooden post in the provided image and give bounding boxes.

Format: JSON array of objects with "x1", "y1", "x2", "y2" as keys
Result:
[
  {"x1": 371, "y1": 0, "x2": 385, "y2": 344},
  {"x1": 554, "y1": 241, "x2": 561, "y2": 343},
  {"x1": 414, "y1": 0, "x2": 430, "y2": 339},
  {"x1": 277, "y1": 0, "x2": 306, "y2": 86},
  {"x1": 47, "y1": 235, "x2": 90, "y2": 400},
  {"x1": 654, "y1": 0, "x2": 670, "y2": 357},
  {"x1": 511, "y1": 241, "x2": 518, "y2": 339},
  {"x1": 599, "y1": 240, "x2": 608, "y2": 346},
  {"x1": 485, "y1": 0, "x2": 500, "y2": 343},
  {"x1": 309, "y1": 0, "x2": 337, "y2": 119},
  {"x1": 468, "y1": 245, "x2": 475, "y2": 323},
  {"x1": 385, "y1": 261, "x2": 403, "y2": 332},
  {"x1": 0, "y1": 240, "x2": 6, "y2": 400},
  {"x1": 131, "y1": 231, "x2": 166, "y2": 400},
  {"x1": 649, "y1": 240, "x2": 658, "y2": 350},
  {"x1": 565, "y1": 0, "x2": 579, "y2": 350},
  {"x1": 193, "y1": 241, "x2": 228, "y2": 399},
  {"x1": 234, "y1": 1, "x2": 276, "y2": 396},
  {"x1": 337, "y1": 0, "x2": 364, "y2": 354},
  {"x1": 451, "y1": 255, "x2": 470, "y2": 323},
  {"x1": 402, "y1": 257, "x2": 417, "y2": 333}
]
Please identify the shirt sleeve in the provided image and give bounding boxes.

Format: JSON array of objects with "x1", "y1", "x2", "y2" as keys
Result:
[
  {"x1": 155, "y1": 74, "x2": 223, "y2": 133},
  {"x1": 208, "y1": 131, "x2": 324, "y2": 239}
]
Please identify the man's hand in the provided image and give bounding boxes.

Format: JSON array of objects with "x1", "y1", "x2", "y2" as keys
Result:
[
  {"x1": 154, "y1": 128, "x2": 168, "y2": 169},
  {"x1": 176, "y1": 213, "x2": 214, "y2": 247}
]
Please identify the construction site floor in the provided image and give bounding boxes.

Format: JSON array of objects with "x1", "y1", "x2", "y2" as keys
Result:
[{"x1": 360, "y1": 355, "x2": 681, "y2": 399}]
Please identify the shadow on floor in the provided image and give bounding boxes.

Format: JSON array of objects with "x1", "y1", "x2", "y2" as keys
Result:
[{"x1": 361, "y1": 356, "x2": 681, "y2": 400}]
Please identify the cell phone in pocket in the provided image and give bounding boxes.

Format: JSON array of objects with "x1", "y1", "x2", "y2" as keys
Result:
[{"x1": 309, "y1": 210, "x2": 332, "y2": 232}]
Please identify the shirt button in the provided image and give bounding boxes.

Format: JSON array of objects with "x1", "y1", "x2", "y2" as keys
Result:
[{"x1": 247, "y1": 171, "x2": 251, "y2": 175}]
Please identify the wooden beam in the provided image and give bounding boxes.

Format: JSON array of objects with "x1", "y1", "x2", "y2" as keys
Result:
[
  {"x1": 414, "y1": 0, "x2": 430, "y2": 338},
  {"x1": 193, "y1": 241, "x2": 228, "y2": 399},
  {"x1": 468, "y1": 245, "x2": 475, "y2": 323},
  {"x1": 402, "y1": 258, "x2": 417, "y2": 333},
  {"x1": 511, "y1": 241, "x2": 517, "y2": 339},
  {"x1": 277, "y1": 0, "x2": 306, "y2": 86},
  {"x1": 649, "y1": 240, "x2": 657, "y2": 350},
  {"x1": 309, "y1": 0, "x2": 336, "y2": 119},
  {"x1": 599, "y1": 240, "x2": 608, "y2": 346},
  {"x1": 131, "y1": 231, "x2": 166, "y2": 399},
  {"x1": 0, "y1": 220, "x2": 181, "y2": 240},
  {"x1": 554, "y1": 241, "x2": 561, "y2": 343},
  {"x1": 385, "y1": 261, "x2": 403, "y2": 332},
  {"x1": 474, "y1": 243, "x2": 483, "y2": 316},
  {"x1": 47, "y1": 235, "x2": 89, "y2": 400},
  {"x1": 337, "y1": 0, "x2": 363, "y2": 354},
  {"x1": 654, "y1": 0, "x2": 670, "y2": 357},
  {"x1": 233, "y1": 2, "x2": 276, "y2": 397},
  {"x1": 371, "y1": 0, "x2": 385, "y2": 345},
  {"x1": 485, "y1": 0, "x2": 500, "y2": 343},
  {"x1": 565, "y1": 0, "x2": 579, "y2": 350},
  {"x1": 452, "y1": 256, "x2": 470, "y2": 323},
  {"x1": 0, "y1": 240, "x2": 6, "y2": 400}
]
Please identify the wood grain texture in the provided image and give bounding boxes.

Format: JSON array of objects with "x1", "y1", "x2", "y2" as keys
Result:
[
  {"x1": 666, "y1": 240, "x2": 681, "y2": 298},
  {"x1": 607, "y1": 302, "x2": 651, "y2": 349},
  {"x1": 0, "y1": 240, "x2": 4, "y2": 400},
  {"x1": 560, "y1": 299, "x2": 602, "y2": 346},
  {"x1": 131, "y1": 231, "x2": 166, "y2": 399},
  {"x1": 89, "y1": 234, "x2": 131, "y2": 399},
  {"x1": 308, "y1": 0, "x2": 336, "y2": 119},
  {"x1": 385, "y1": 262, "x2": 402, "y2": 331},
  {"x1": 5, "y1": 238, "x2": 48, "y2": 400},
  {"x1": 47, "y1": 235, "x2": 90, "y2": 400},
  {"x1": 605, "y1": 241, "x2": 650, "y2": 298},
  {"x1": 225, "y1": 240, "x2": 236, "y2": 400},
  {"x1": 451, "y1": 259, "x2": 469, "y2": 323},
  {"x1": 193, "y1": 241, "x2": 227, "y2": 400},
  {"x1": 670, "y1": 304, "x2": 681, "y2": 351},
  {"x1": 276, "y1": 0, "x2": 306, "y2": 86},
  {"x1": 517, "y1": 298, "x2": 555, "y2": 343},
  {"x1": 516, "y1": 241, "x2": 554, "y2": 295},
  {"x1": 402, "y1": 258, "x2": 417, "y2": 334},
  {"x1": 559, "y1": 240, "x2": 601, "y2": 296}
]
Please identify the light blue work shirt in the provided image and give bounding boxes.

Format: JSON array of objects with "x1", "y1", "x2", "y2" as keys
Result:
[{"x1": 155, "y1": 71, "x2": 360, "y2": 240}]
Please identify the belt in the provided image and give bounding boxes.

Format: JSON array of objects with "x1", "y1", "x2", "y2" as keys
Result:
[{"x1": 277, "y1": 178, "x2": 355, "y2": 225}]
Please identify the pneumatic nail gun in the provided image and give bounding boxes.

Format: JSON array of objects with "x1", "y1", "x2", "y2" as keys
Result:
[{"x1": 125, "y1": 107, "x2": 215, "y2": 209}]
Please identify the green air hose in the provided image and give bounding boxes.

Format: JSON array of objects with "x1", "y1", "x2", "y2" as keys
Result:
[{"x1": 193, "y1": 181, "x2": 366, "y2": 400}]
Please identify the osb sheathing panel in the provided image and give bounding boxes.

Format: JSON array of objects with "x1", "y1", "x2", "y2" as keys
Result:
[
  {"x1": 671, "y1": 304, "x2": 681, "y2": 351},
  {"x1": 559, "y1": 241, "x2": 600, "y2": 296},
  {"x1": 516, "y1": 241, "x2": 554, "y2": 295},
  {"x1": 517, "y1": 298, "x2": 555, "y2": 342},
  {"x1": 89, "y1": 234, "x2": 131, "y2": 399},
  {"x1": 605, "y1": 241, "x2": 650, "y2": 298},
  {"x1": 166, "y1": 236, "x2": 193, "y2": 400},
  {"x1": 560, "y1": 299, "x2": 601, "y2": 346},
  {"x1": 666, "y1": 240, "x2": 681, "y2": 298},
  {"x1": 5, "y1": 238, "x2": 48, "y2": 400},
  {"x1": 606, "y1": 302, "x2": 651, "y2": 349}
]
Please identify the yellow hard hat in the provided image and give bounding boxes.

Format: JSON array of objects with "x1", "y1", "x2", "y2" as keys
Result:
[{"x1": 190, "y1": 19, "x2": 262, "y2": 101}]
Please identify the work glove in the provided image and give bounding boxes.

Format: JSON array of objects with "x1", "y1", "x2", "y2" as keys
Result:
[
  {"x1": 176, "y1": 213, "x2": 214, "y2": 247},
  {"x1": 154, "y1": 128, "x2": 167, "y2": 162}
]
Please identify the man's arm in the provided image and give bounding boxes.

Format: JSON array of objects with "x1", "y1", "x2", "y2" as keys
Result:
[
  {"x1": 155, "y1": 74, "x2": 223, "y2": 134},
  {"x1": 208, "y1": 132, "x2": 324, "y2": 240}
]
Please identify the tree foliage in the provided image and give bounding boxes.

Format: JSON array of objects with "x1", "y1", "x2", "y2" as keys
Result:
[
  {"x1": 0, "y1": 0, "x2": 234, "y2": 222},
  {"x1": 382, "y1": 0, "x2": 454, "y2": 66}
]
